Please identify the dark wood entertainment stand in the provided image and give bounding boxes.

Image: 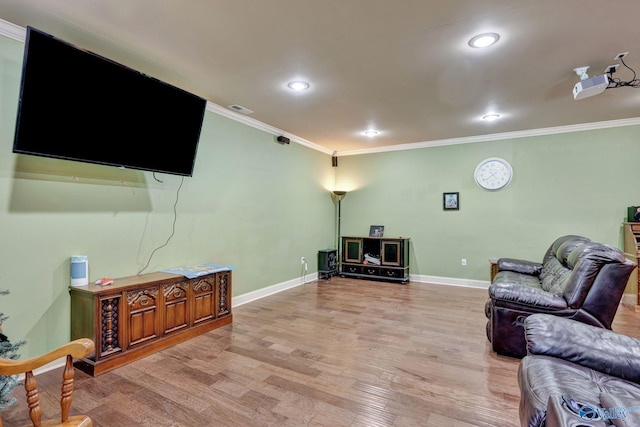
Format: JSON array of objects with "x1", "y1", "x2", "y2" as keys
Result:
[
  {"x1": 340, "y1": 236, "x2": 410, "y2": 284},
  {"x1": 69, "y1": 269, "x2": 232, "y2": 376}
]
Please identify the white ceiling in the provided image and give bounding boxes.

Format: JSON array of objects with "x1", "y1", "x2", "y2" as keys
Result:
[{"x1": 1, "y1": 0, "x2": 640, "y2": 154}]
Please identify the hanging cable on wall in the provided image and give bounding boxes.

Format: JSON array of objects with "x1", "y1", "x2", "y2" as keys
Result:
[{"x1": 137, "y1": 176, "x2": 184, "y2": 275}]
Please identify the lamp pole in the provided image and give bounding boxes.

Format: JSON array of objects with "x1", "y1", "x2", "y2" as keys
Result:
[{"x1": 332, "y1": 191, "x2": 347, "y2": 266}]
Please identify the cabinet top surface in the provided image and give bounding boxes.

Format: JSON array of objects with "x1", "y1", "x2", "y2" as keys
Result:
[
  {"x1": 69, "y1": 271, "x2": 197, "y2": 294},
  {"x1": 341, "y1": 236, "x2": 410, "y2": 240}
]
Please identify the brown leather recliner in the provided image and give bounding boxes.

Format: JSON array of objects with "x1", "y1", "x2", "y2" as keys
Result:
[
  {"x1": 519, "y1": 314, "x2": 640, "y2": 427},
  {"x1": 485, "y1": 235, "x2": 636, "y2": 358}
]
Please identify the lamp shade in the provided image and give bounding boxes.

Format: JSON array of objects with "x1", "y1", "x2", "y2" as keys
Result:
[{"x1": 333, "y1": 190, "x2": 347, "y2": 201}]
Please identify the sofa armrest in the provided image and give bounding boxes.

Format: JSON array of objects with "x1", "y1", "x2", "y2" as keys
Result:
[
  {"x1": 524, "y1": 314, "x2": 640, "y2": 384},
  {"x1": 497, "y1": 258, "x2": 543, "y2": 276},
  {"x1": 489, "y1": 283, "x2": 568, "y2": 309},
  {"x1": 599, "y1": 393, "x2": 640, "y2": 427}
]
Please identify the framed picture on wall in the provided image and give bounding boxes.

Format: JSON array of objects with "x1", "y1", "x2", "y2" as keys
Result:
[
  {"x1": 443, "y1": 192, "x2": 459, "y2": 210},
  {"x1": 369, "y1": 225, "x2": 385, "y2": 237}
]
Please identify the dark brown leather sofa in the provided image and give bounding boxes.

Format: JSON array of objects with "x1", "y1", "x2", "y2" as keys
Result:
[
  {"x1": 485, "y1": 235, "x2": 635, "y2": 358},
  {"x1": 519, "y1": 314, "x2": 640, "y2": 427}
]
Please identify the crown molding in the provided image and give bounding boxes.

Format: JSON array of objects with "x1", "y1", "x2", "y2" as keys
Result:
[
  {"x1": 0, "y1": 18, "x2": 25, "y2": 42},
  {"x1": 339, "y1": 117, "x2": 640, "y2": 156},
  {"x1": 205, "y1": 102, "x2": 333, "y2": 155}
]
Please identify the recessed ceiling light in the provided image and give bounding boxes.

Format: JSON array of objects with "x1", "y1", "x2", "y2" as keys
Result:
[
  {"x1": 469, "y1": 33, "x2": 500, "y2": 48},
  {"x1": 287, "y1": 81, "x2": 310, "y2": 91},
  {"x1": 482, "y1": 113, "x2": 501, "y2": 121},
  {"x1": 362, "y1": 130, "x2": 380, "y2": 137}
]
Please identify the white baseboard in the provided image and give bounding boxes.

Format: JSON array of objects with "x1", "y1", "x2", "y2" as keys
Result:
[
  {"x1": 621, "y1": 293, "x2": 640, "y2": 310},
  {"x1": 230, "y1": 273, "x2": 488, "y2": 307},
  {"x1": 409, "y1": 274, "x2": 490, "y2": 289},
  {"x1": 232, "y1": 273, "x2": 318, "y2": 308},
  {"x1": 24, "y1": 358, "x2": 68, "y2": 379}
]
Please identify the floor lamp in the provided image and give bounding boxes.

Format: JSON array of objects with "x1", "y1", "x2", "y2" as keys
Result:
[{"x1": 332, "y1": 190, "x2": 347, "y2": 264}]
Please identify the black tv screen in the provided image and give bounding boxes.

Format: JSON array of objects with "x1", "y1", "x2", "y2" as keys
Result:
[{"x1": 13, "y1": 27, "x2": 207, "y2": 177}]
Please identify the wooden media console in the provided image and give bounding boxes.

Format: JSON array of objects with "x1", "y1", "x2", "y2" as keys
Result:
[{"x1": 70, "y1": 269, "x2": 232, "y2": 376}]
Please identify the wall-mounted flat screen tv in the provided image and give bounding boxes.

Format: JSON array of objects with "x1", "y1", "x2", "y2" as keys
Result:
[{"x1": 13, "y1": 26, "x2": 207, "y2": 177}]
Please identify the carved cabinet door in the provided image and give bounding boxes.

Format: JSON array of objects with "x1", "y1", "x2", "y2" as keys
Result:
[
  {"x1": 192, "y1": 275, "x2": 216, "y2": 325},
  {"x1": 163, "y1": 280, "x2": 190, "y2": 334},
  {"x1": 127, "y1": 286, "x2": 161, "y2": 348}
]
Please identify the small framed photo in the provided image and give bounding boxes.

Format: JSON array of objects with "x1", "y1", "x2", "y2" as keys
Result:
[
  {"x1": 369, "y1": 225, "x2": 385, "y2": 237},
  {"x1": 443, "y1": 192, "x2": 459, "y2": 211}
]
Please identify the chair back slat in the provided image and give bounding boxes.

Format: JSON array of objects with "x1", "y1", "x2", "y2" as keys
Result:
[
  {"x1": 0, "y1": 338, "x2": 94, "y2": 427},
  {"x1": 25, "y1": 371, "x2": 42, "y2": 427},
  {"x1": 61, "y1": 355, "x2": 74, "y2": 423}
]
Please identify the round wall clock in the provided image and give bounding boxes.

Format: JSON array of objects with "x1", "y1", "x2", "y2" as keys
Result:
[{"x1": 474, "y1": 157, "x2": 513, "y2": 191}]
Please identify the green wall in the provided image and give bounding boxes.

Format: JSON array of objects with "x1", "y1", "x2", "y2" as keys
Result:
[
  {"x1": 0, "y1": 35, "x2": 334, "y2": 358},
  {"x1": 336, "y1": 126, "x2": 640, "y2": 282}
]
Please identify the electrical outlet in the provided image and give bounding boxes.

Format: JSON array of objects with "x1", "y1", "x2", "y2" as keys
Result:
[
  {"x1": 461, "y1": 258, "x2": 467, "y2": 266},
  {"x1": 615, "y1": 52, "x2": 629, "y2": 60},
  {"x1": 301, "y1": 256, "x2": 305, "y2": 264}
]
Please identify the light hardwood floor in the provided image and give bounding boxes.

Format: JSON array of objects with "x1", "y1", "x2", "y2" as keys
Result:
[{"x1": 2, "y1": 278, "x2": 639, "y2": 426}]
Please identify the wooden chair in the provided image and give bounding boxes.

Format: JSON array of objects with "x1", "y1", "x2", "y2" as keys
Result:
[{"x1": 0, "y1": 338, "x2": 94, "y2": 427}]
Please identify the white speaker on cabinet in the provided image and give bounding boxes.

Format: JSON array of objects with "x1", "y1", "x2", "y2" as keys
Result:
[{"x1": 70, "y1": 255, "x2": 88, "y2": 287}]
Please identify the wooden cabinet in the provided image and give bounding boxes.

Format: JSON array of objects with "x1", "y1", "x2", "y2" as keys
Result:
[
  {"x1": 623, "y1": 222, "x2": 640, "y2": 306},
  {"x1": 70, "y1": 270, "x2": 232, "y2": 376},
  {"x1": 339, "y1": 236, "x2": 410, "y2": 284},
  {"x1": 489, "y1": 259, "x2": 498, "y2": 283}
]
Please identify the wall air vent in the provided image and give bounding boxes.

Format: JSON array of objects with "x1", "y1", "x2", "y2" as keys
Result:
[{"x1": 227, "y1": 104, "x2": 254, "y2": 115}]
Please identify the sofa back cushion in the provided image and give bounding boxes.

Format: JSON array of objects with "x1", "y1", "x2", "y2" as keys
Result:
[
  {"x1": 540, "y1": 258, "x2": 570, "y2": 292},
  {"x1": 541, "y1": 235, "x2": 590, "y2": 265},
  {"x1": 539, "y1": 236, "x2": 591, "y2": 292},
  {"x1": 561, "y1": 243, "x2": 627, "y2": 308}
]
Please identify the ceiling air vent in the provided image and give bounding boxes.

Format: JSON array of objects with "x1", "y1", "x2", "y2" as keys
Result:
[{"x1": 227, "y1": 104, "x2": 254, "y2": 115}]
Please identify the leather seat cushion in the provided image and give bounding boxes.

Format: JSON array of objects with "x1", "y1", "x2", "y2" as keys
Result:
[
  {"x1": 519, "y1": 355, "x2": 640, "y2": 427},
  {"x1": 493, "y1": 271, "x2": 543, "y2": 288}
]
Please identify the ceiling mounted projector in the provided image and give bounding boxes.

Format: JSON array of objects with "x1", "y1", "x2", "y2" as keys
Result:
[{"x1": 573, "y1": 66, "x2": 609, "y2": 100}]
